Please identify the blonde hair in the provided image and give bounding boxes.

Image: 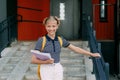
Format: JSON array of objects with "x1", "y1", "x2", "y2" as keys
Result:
[{"x1": 43, "y1": 16, "x2": 60, "y2": 25}]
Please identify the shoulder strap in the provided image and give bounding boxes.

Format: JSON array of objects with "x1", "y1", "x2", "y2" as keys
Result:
[
  {"x1": 38, "y1": 36, "x2": 46, "y2": 80},
  {"x1": 40, "y1": 36, "x2": 46, "y2": 51},
  {"x1": 58, "y1": 36, "x2": 63, "y2": 47}
]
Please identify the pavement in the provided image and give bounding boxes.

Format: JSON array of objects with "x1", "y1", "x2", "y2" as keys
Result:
[{"x1": 0, "y1": 41, "x2": 95, "y2": 80}]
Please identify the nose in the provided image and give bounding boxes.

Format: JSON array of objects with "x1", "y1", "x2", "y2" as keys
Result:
[{"x1": 49, "y1": 26, "x2": 53, "y2": 30}]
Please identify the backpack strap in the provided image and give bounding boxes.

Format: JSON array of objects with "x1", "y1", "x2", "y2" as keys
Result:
[
  {"x1": 40, "y1": 36, "x2": 46, "y2": 51},
  {"x1": 58, "y1": 36, "x2": 63, "y2": 47},
  {"x1": 37, "y1": 65, "x2": 41, "y2": 80},
  {"x1": 38, "y1": 36, "x2": 46, "y2": 80}
]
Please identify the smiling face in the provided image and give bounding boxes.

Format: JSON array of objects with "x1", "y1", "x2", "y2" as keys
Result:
[{"x1": 45, "y1": 20, "x2": 59, "y2": 37}]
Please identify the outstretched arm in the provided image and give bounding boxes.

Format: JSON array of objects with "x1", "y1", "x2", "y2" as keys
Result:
[{"x1": 67, "y1": 44, "x2": 101, "y2": 58}]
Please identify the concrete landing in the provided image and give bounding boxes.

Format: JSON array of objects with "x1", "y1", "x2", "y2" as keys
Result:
[{"x1": 0, "y1": 41, "x2": 95, "y2": 80}]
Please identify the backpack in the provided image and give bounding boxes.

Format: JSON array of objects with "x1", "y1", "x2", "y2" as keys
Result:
[{"x1": 37, "y1": 36, "x2": 63, "y2": 80}]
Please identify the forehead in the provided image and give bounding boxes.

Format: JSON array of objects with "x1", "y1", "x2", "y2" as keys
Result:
[{"x1": 46, "y1": 20, "x2": 57, "y2": 25}]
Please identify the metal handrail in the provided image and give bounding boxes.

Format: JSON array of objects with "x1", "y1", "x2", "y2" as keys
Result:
[
  {"x1": 17, "y1": 6, "x2": 43, "y2": 12},
  {"x1": 17, "y1": 14, "x2": 42, "y2": 23},
  {"x1": 17, "y1": 6, "x2": 43, "y2": 23},
  {"x1": 0, "y1": 16, "x2": 17, "y2": 33},
  {"x1": 0, "y1": 15, "x2": 17, "y2": 57},
  {"x1": 86, "y1": 16, "x2": 109, "y2": 80}
]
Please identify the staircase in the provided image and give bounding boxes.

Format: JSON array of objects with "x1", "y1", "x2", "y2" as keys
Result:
[
  {"x1": 0, "y1": 41, "x2": 94, "y2": 80},
  {"x1": 61, "y1": 42, "x2": 86, "y2": 80}
]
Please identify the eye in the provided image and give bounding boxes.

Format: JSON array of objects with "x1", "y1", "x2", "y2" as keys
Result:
[
  {"x1": 47, "y1": 26, "x2": 51, "y2": 28},
  {"x1": 52, "y1": 25, "x2": 56, "y2": 27}
]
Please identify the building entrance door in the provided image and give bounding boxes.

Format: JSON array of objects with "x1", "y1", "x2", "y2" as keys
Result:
[
  {"x1": 93, "y1": 4, "x2": 114, "y2": 40},
  {"x1": 17, "y1": 0, "x2": 50, "y2": 40},
  {"x1": 51, "y1": 0, "x2": 81, "y2": 40}
]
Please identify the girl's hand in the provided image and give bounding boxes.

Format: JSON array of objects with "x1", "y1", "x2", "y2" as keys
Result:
[
  {"x1": 91, "y1": 53, "x2": 101, "y2": 58},
  {"x1": 46, "y1": 58, "x2": 54, "y2": 64}
]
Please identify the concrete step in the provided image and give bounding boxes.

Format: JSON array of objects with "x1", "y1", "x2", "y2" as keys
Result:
[
  {"x1": 60, "y1": 46, "x2": 86, "y2": 80},
  {"x1": 0, "y1": 41, "x2": 94, "y2": 80}
]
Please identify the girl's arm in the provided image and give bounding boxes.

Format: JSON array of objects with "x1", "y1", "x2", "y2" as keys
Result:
[
  {"x1": 67, "y1": 44, "x2": 101, "y2": 57},
  {"x1": 31, "y1": 54, "x2": 54, "y2": 64}
]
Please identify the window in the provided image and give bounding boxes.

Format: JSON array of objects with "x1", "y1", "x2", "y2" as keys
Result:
[
  {"x1": 100, "y1": 0, "x2": 107, "y2": 22},
  {"x1": 59, "y1": 3, "x2": 65, "y2": 20}
]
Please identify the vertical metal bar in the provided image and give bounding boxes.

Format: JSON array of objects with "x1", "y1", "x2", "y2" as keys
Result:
[
  {"x1": 118, "y1": 41, "x2": 120, "y2": 78},
  {"x1": 93, "y1": 4, "x2": 95, "y2": 30}
]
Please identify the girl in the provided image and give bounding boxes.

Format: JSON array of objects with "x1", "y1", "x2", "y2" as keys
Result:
[{"x1": 31, "y1": 16, "x2": 101, "y2": 80}]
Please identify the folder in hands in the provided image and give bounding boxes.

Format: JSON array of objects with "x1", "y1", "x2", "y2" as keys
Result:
[{"x1": 31, "y1": 50, "x2": 51, "y2": 60}]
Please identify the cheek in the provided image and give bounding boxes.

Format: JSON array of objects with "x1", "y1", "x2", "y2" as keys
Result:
[
  {"x1": 55, "y1": 26, "x2": 58, "y2": 30},
  {"x1": 45, "y1": 27, "x2": 50, "y2": 32},
  {"x1": 45, "y1": 26, "x2": 48, "y2": 30},
  {"x1": 53, "y1": 27, "x2": 58, "y2": 31}
]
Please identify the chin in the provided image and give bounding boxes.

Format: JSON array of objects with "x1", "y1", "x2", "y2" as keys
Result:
[{"x1": 48, "y1": 33, "x2": 55, "y2": 35}]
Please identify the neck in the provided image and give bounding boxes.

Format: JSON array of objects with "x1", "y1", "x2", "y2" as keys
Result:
[{"x1": 47, "y1": 34, "x2": 55, "y2": 39}]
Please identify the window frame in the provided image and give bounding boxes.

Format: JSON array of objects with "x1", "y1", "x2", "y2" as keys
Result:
[{"x1": 99, "y1": 0, "x2": 108, "y2": 22}]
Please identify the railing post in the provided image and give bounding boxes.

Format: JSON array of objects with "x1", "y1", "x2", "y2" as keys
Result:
[
  {"x1": 104, "y1": 63, "x2": 109, "y2": 80},
  {"x1": 98, "y1": 42, "x2": 109, "y2": 80},
  {"x1": 87, "y1": 15, "x2": 110, "y2": 80}
]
